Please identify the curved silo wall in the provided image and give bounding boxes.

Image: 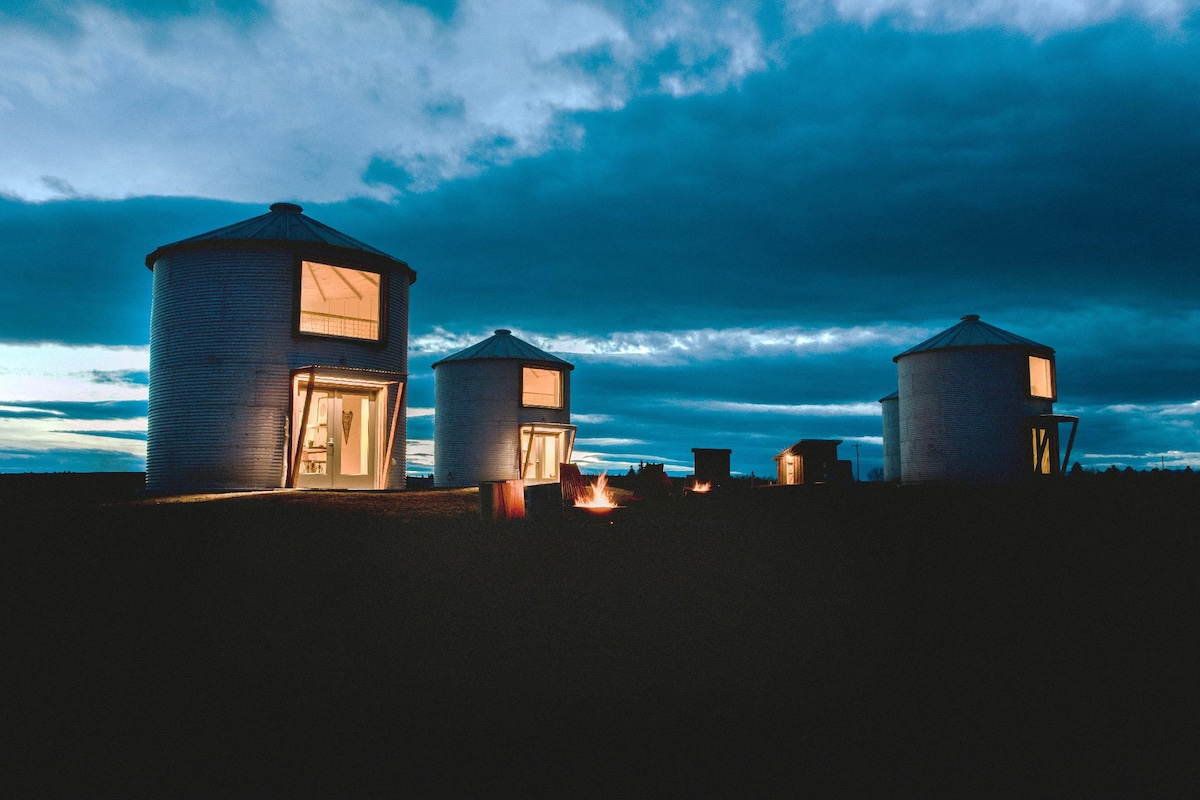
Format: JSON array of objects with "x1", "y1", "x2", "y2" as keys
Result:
[
  {"x1": 897, "y1": 347, "x2": 1052, "y2": 484},
  {"x1": 880, "y1": 394, "x2": 901, "y2": 482},
  {"x1": 434, "y1": 360, "x2": 571, "y2": 488},
  {"x1": 147, "y1": 247, "x2": 409, "y2": 492}
]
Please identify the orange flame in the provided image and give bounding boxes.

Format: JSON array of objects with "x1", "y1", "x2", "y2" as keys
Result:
[
  {"x1": 690, "y1": 481, "x2": 712, "y2": 493},
  {"x1": 575, "y1": 472, "x2": 618, "y2": 509}
]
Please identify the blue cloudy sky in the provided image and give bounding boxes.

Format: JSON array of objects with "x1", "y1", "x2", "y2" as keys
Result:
[{"x1": 2, "y1": 0, "x2": 1198, "y2": 478}]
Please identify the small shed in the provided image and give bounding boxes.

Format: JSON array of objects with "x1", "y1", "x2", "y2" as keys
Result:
[
  {"x1": 432, "y1": 329, "x2": 575, "y2": 489},
  {"x1": 691, "y1": 448, "x2": 732, "y2": 486},
  {"x1": 886, "y1": 314, "x2": 1077, "y2": 484},
  {"x1": 773, "y1": 439, "x2": 853, "y2": 485},
  {"x1": 144, "y1": 203, "x2": 416, "y2": 492}
]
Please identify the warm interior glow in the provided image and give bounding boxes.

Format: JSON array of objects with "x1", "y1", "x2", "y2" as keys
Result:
[
  {"x1": 522, "y1": 366, "x2": 562, "y2": 408},
  {"x1": 299, "y1": 261, "x2": 382, "y2": 340},
  {"x1": 690, "y1": 481, "x2": 711, "y2": 493},
  {"x1": 520, "y1": 425, "x2": 575, "y2": 483},
  {"x1": 298, "y1": 387, "x2": 331, "y2": 475},
  {"x1": 1029, "y1": 355, "x2": 1054, "y2": 399},
  {"x1": 1032, "y1": 428, "x2": 1054, "y2": 474},
  {"x1": 292, "y1": 377, "x2": 380, "y2": 488},
  {"x1": 575, "y1": 472, "x2": 618, "y2": 509}
]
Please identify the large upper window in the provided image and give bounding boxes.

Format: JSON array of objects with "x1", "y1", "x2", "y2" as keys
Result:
[
  {"x1": 1029, "y1": 355, "x2": 1054, "y2": 399},
  {"x1": 299, "y1": 261, "x2": 382, "y2": 341},
  {"x1": 522, "y1": 366, "x2": 562, "y2": 408}
]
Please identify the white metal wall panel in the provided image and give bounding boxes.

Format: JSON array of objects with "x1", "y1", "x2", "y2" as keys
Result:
[
  {"x1": 433, "y1": 359, "x2": 571, "y2": 488},
  {"x1": 897, "y1": 347, "x2": 1053, "y2": 484},
  {"x1": 147, "y1": 247, "x2": 409, "y2": 492}
]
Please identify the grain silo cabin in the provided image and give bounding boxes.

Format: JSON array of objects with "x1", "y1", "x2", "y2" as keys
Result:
[
  {"x1": 883, "y1": 314, "x2": 1078, "y2": 484},
  {"x1": 432, "y1": 329, "x2": 575, "y2": 489},
  {"x1": 879, "y1": 391, "x2": 901, "y2": 482},
  {"x1": 691, "y1": 448, "x2": 732, "y2": 487},
  {"x1": 144, "y1": 202, "x2": 416, "y2": 492}
]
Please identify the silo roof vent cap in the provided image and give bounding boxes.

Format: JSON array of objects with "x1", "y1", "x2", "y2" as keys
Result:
[{"x1": 270, "y1": 202, "x2": 303, "y2": 213}]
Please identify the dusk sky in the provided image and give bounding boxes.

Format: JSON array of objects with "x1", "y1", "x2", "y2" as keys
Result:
[{"x1": 2, "y1": 0, "x2": 1198, "y2": 479}]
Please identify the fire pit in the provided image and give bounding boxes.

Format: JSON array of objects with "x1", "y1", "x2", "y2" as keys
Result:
[{"x1": 572, "y1": 472, "x2": 623, "y2": 520}]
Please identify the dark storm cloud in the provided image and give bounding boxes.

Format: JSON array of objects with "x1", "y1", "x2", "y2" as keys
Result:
[
  {"x1": 341, "y1": 21, "x2": 1200, "y2": 336},
  {"x1": 7, "y1": 20, "x2": 1196, "y2": 345},
  {"x1": 0, "y1": 197, "x2": 257, "y2": 344}
]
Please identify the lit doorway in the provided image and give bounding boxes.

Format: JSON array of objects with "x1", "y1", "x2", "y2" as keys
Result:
[
  {"x1": 519, "y1": 424, "x2": 576, "y2": 484},
  {"x1": 293, "y1": 383, "x2": 381, "y2": 489},
  {"x1": 1030, "y1": 414, "x2": 1079, "y2": 478},
  {"x1": 1031, "y1": 425, "x2": 1059, "y2": 476}
]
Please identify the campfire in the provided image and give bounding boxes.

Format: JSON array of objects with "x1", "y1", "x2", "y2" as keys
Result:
[{"x1": 574, "y1": 471, "x2": 619, "y2": 512}]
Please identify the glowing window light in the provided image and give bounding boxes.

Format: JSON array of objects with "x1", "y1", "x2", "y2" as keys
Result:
[
  {"x1": 522, "y1": 366, "x2": 562, "y2": 408},
  {"x1": 1029, "y1": 356, "x2": 1054, "y2": 399},
  {"x1": 299, "y1": 261, "x2": 382, "y2": 341}
]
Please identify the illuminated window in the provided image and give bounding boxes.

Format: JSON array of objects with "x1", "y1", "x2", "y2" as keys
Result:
[
  {"x1": 1029, "y1": 356, "x2": 1054, "y2": 399},
  {"x1": 299, "y1": 261, "x2": 382, "y2": 341},
  {"x1": 522, "y1": 366, "x2": 562, "y2": 408}
]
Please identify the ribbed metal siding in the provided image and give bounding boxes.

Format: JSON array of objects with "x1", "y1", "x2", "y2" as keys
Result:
[
  {"x1": 147, "y1": 247, "x2": 409, "y2": 492},
  {"x1": 897, "y1": 348, "x2": 1052, "y2": 484},
  {"x1": 880, "y1": 394, "x2": 901, "y2": 482},
  {"x1": 433, "y1": 359, "x2": 571, "y2": 488}
]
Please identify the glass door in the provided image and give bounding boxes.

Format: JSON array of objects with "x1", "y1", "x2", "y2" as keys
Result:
[
  {"x1": 296, "y1": 388, "x2": 377, "y2": 489},
  {"x1": 298, "y1": 389, "x2": 333, "y2": 488},
  {"x1": 529, "y1": 432, "x2": 560, "y2": 482},
  {"x1": 518, "y1": 424, "x2": 576, "y2": 484},
  {"x1": 333, "y1": 391, "x2": 375, "y2": 489}
]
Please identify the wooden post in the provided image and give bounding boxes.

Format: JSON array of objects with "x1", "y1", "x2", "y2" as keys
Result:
[
  {"x1": 381, "y1": 381, "x2": 405, "y2": 489},
  {"x1": 287, "y1": 371, "x2": 316, "y2": 488},
  {"x1": 1061, "y1": 418, "x2": 1078, "y2": 475},
  {"x1": 521, "y1": 426, "x2": 536, "y2": 479}
]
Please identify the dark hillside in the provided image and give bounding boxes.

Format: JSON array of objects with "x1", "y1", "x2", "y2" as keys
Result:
[{"x1": 4, "y1": 474, "x2": 1198, "y2": 797}]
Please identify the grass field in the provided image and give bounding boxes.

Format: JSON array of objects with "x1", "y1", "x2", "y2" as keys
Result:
[{"x1": 4, "y1": 473, "x2": 1198, "y2": 797}]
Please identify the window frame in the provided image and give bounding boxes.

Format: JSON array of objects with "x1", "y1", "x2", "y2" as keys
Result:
[
  {"x1": 293, "y1": 256, "x2": 389, "y2": 346},
  {"x1": 521, "y1": 365, "x2": 563, "y2": 409}
]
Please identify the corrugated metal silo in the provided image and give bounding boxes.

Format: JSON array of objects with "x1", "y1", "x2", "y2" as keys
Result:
[
  {"x1": 433, "y1": 329, "x2": 575, "y2": 488},
  {"x1": 894, "y1": 314, "x2": 1073, "y2": 484},
  {"x1": 144, "y1": 203, "x2": 416, "y2": 492},
  {"x1": 879, "y1": 391, "x2": 901, "y2": 482}
]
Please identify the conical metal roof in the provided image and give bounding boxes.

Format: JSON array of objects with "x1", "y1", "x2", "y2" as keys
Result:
[
  {"x1": 145, "y1": 202, "x2": 414, "y2": 280},
  {"x1": 432, "y1": 329, "x2": 574, "y2": 369},
  {"x1": 894, "y1": 315, "x2": 1052, "y2": 362}
]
